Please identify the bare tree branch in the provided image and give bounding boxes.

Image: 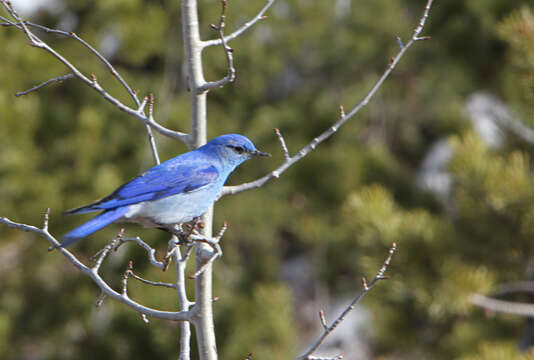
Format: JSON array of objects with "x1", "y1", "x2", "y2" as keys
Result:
[
  {"x1": 172, "y1": 237, "x2": 194, "y2": 360},
  {"x1": 198, "y1": 0, "x2": 236, "y2": 92},
  {"x1": 115, "y1": 236, "x2": 169, "y2": 270},
  {"x1": 219, "y1": 0, "x2": 435, "y2": 198},
  {"x1": 129, "y1": 270, "x2": 177, "y2": 289},
  {"x1": 122, "y1": 260, "x2": 134, "y2": 296},
  {"x1": 470, "y1": 293, "x2": 534, "y2": 317},
  {"x1": 0, "y1": 16, "x2": 169, "y2": 161},
  {"x1": 0, "y1": 1, "x2": 190, "y2": 152},
  {"x1": 297, "y1": 242, "x2": 397, "y2": 360},
  {"x1": 188, "y1": 222, "x2": 227, "y2": 279},
  {"x1": 0, "y1": 215, "x2": 192, "y2": 321},
  {"x1": 14, "y1": 73, "x2": 74, "y2": 97},
  {"x1": 493, "y1": 281, "x2": 534, "y2": 296},
  {"x1": 305, "y1": 356, "x2": 344, "y2": 360},
  {"x1": 275, "y1": 128, "x2": 290, "y2": 161},
  {"x1": 203, "y1": 0, "x2": 275, "y2": 48},
  {"x1": 180, "y1": 0, "x2": 218, "y2": 356},
  {"x1": 91, "y1": 229, "x2": 124, "y2": 272}
]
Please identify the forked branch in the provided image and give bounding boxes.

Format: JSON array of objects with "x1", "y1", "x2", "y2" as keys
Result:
[
  {"x1": 0, "y1": 0, "x2": 189, "y2": 153},
  {"x1": 220, "y1": 0, "x2": 435, "y2": 198},
  {"x1": 297, "y1": 242, "x2": 397, "y2": 360},
  {"x1": 0, "y1": 214, "x2": 192, "y2": 321},
  {"x1": 203, "y1": 0, "x2": 275, "y2": 47},
  {"x1": 198, "y1": 0, "x2": 236, "y2": 92}
]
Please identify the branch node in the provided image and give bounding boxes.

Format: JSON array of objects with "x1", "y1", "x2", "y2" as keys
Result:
[
  {"x1": 43, "y1": 208, "x2": 51, "y2": 231},
  {"x1": 121, "y1": 260, "x2": 134, "y2": 296},
  {"x1": 198, "y1": 0, "x2": 236, "y2": 92},
  {"x1": 395, "y1": 35, "x2": 404, "y2": 48},
  {"x1": 361, "y1": 277, "x2": 369, "y2": 291},
  {"x1": 275, "y1": 128, "x2": 291, "y2": 160},
  {"x1": 148, "y1": 93, "x2": 155, "y2": 120},
  {"x1": 95, "y1": 291, "x2": 106, "y2": 308},
  {"x1": 319, "y1": 309, "x2": 328, "y2": 329},
  {"x1": 415, "y1": 35, "x2": 432, "y2": 41},
  {"x1": 140, "y1": 313, "x2": 150, "y2": 323}
]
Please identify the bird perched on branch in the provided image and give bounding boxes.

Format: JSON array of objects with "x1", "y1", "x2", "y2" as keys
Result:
[{"x1": 61, "y1": 134, "x2": 270, "y2": 246}]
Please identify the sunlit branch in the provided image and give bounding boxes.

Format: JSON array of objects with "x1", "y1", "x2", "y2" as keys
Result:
[
  {"x1": 198, "y1": 0, "x2": 235, "y2": 92},
  {"x1": 0, "y1": 1, "x2": 190, "y2": 153},
  {"x1": 220, "y1": 0, "x2": 435, "y2": 198},
  {"x1": 297, "y1": 242, "x2": 397, "y2": 360},
  {"x1": 203, "y1": 0, "x2": 275, "y2": 48},
  {"x1": 14, "y1": 73, "x2": 74, "y2": 97},
  {"x1": 0, "y1": 215, "x2": 192, "y2": 321},
  {"x1": 470, "y1": 293, "x2": 534, "y2": 317}
]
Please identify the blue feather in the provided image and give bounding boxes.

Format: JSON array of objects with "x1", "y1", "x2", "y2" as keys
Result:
[
  {"x1": 61, "y1": 207, "x2": 131, "y2": 247},
  {"x1": 62, "y1": 134, "x2": 270, "y2": 246}
]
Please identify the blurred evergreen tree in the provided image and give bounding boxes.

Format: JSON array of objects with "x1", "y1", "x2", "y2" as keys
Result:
[{"x1": 1, "y1": 0, "x2": 534, "y2": 359}]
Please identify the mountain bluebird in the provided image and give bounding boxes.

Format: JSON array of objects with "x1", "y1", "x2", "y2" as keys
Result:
[{"x1": 61, "y1": 134, "x2": 270, "y2": 246}]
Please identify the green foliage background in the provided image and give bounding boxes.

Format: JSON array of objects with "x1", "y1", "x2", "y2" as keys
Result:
[{"x1": 1, "y1": 0, "x2": 534, "y2": 359}]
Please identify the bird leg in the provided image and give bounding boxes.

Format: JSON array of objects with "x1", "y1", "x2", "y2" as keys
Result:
[{"x1": 188, "y1": 222, "x2": 227, "y2": 279}]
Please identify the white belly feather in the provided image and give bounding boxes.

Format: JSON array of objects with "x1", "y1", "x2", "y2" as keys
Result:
[{"x1": 123, "y1": 184, "x2": 220, "y2": 227}]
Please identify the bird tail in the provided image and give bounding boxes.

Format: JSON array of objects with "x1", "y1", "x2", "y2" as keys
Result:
[
  {"x1": 60, "y1": 207, "x2": 130, "y2": 247},
  {"x1": 64, "y1": 198, "x2": 107, "y2": 215}
]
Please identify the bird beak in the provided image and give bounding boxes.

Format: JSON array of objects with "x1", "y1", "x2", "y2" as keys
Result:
[{"x1": 251, "y1": 149, "x2": 271, "y2": 157}]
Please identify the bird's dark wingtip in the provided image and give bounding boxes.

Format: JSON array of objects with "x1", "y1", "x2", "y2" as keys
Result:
[{"x1": 58, "y1": 236, "x2": 81, "y2": 248}]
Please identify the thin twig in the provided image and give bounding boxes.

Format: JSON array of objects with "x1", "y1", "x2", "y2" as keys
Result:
[
  {"x1": 91, "y1": 229, "x2": 124, "y2": 272},
  {"x1": 116, "y1": 237, "x2": 167, "y2": 270},
  {"x1": 129, "y1": 271, "x2": 177, "y2": 289},
  {"x1": 144, "y1": 93, "x2": 160, "y2": 164},
  {"x1": 0, "y1": 1, "x2": 190, "y2": 150},
  {"x1": 95, "y1": 291, "x2": 107, "y2": 307},
  {"x1": 275, "y1": 128, "x2": 290, "y2": 161},
  {"x1": 15, "y1": 73, "x2": 74, "y2": 97},
  {"x1": 188, "y1": 222, "x2": 227, "y2": 279},
  {"x1": 122, "y1": 260, "x2": 134, "y2": 297},
  {"x1": 306, "y1": 356, "x2": 344, "y2": 360},
  {"x1": 220, "y1": 0, "x2": 435, "y2": 198},
  {"x1": 203, "y1": 0, "x2": 276, "y2": 47},
  {"x1": 319, "y1": 310, "x2": 328, "y2": 330},
  {"x1": 2, "y1": 15, "x2": 162, "y2": 163},
  {"x1": 395, "y1": 35, "x2": 404, "y2": 49},
  {"x1": 42, "y1": 208, "x2": 51, "y2": 231},
  {"x1": 0, "y1": 216, "x2": 192, "y2": 321},
  {"x1": 297, "y1": 242, "x2": 397, "y2": 360},
  {"x1": 198, "y1": 0, "x2": 235, "y2": 92},
  {"x1": 141, "y1": 313, "x2": 150, "y2": 323}
]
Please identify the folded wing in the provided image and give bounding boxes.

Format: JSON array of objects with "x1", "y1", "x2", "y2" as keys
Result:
[{"x1": 66, "y1": 155, "x2": 220, "y2": 215}]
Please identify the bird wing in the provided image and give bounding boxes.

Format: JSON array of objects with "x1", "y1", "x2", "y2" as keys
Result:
[{"x1": 66, "y1": 156, "x2": 220, "y2": 214}]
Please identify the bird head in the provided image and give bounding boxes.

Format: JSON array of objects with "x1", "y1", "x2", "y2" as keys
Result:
[{"x1": 205, "y1": 134, "x2": 271, "y2": 166}]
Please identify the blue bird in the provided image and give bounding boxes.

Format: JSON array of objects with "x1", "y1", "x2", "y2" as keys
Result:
[{"x1": 61, "y1": 134, "x2": 270, "y2": 247}]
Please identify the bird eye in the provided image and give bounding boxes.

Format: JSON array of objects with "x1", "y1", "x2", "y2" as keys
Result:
[
  {"x1": 225, "y1": 144, "x2": 246, "y2": 154},
  {"x1": 233, "y1": 146, "x2": 245, "y2": 154}
]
